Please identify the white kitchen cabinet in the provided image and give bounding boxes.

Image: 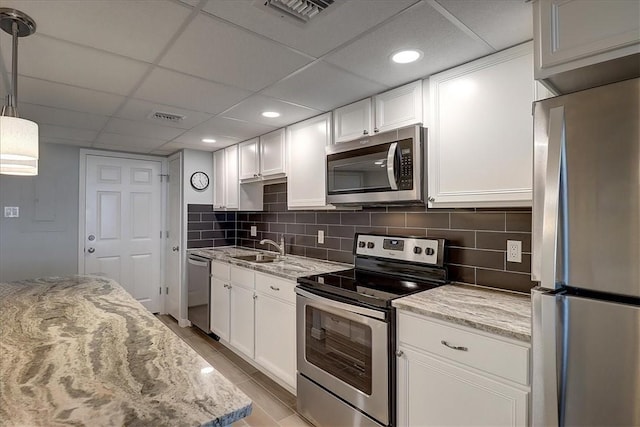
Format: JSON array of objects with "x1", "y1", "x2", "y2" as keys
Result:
[
  {"x1": 212, "y1": 149, "x2": 225, "y2": 209},
  {"x1": 287, "y1": 112, "x2": 334, "y2": 210},
  {"x1": 210, "y1": 277, "x2": 230, "y2": 342},
  {"x1": 396, "y1": 312, "x2": 530, "y2": 427},
  {"x1": 212, "y1": 145, "x2": 263, "y2": 211},
  {"x1": 229, "y1": 266, "x2": 255, "y2": 359},
  {"x1": 254, "y1": 274, "x2": 296, "y2": 389},
  {"x1": 533, "y1": 0, "x2": 640, "y2": 91},
  {"x1": 224, "y1": 145, "x2": 239, "y2": 209},
  {"x1": 259, "y1": 128, "x2": 286, "y2": 178},
  {"x1": 333, "y1": 81, "x2": 422, "y2": 143},
  {"x1": 428, "y1": 42, "x2": 534, "y2": 208},
  {"x1": 239, "y1": 138, "x2": 260, "y2": 181}
]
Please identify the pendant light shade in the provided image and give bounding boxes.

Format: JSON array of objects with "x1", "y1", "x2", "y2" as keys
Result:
[
  {"x1": 0, "y1": 8, "x2": 38, "y2": 176},
  {"x1": 0, "y1": 116, "x2": 38, "y2": 175}
]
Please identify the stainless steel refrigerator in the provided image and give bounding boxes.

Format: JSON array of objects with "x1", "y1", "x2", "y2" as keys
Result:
[{"x1": 531, "y1": 77, "x2": 640, "y2": 427}]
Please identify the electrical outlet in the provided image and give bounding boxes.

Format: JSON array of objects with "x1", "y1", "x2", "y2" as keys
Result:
[
  {"x1": 250, "y1": 226, "x2": 257, "y2": 237},
  {"x1": 507, "y1": 240, "x2": 522, "y2": 263},
  {"x1": 318, "y1": 230, "x2": 325, "y2": 244},
  {"x1": 4, "y1": 207, "x2": 19, "y2": 218}
]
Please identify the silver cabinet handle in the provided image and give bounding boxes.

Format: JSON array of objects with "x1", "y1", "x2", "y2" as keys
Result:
[
  {"x1": 363, "y1": 130, "x2": 369, "y2": 135},
  {"x1": 395, "y1": 350, "x2": 404, "y2": 357},
  {"x1": 269, "y1": 285, "x2": 280, "y2": 291},
  {"x1": 253, "y1": 294, "x2": 258, "y2": 300},
  {"x1": 172, "y1": 246, "x2": 179, "y2": 251},
  {"x1": 374, "y1": 128, "x2": 379, "y2": 133},
  {"x1": 441, "y1": 340, "x2": 468, "y2": 351},
  {"x1": 428, "y1": 196, "x2": 435, "y2": 203},
  {"x1": 87, "y1": 247, "x2": 95, "y2": 254}
]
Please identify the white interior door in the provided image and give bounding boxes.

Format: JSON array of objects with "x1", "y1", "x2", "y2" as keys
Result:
[
  {"x1": 84, "y1": 154, "x2": 162, "y2": 312},
  {"x1": 165, "y1": 155, "x2": 181, "y2": 319}
]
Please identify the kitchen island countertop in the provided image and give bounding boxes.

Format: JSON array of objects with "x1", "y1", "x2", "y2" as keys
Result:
[
  {"x1": 392, "y1": 284, "x2": 531, "y2": 342},
  {"x1": 0, "y1": 275, "x2": 252, "y2": 426}
]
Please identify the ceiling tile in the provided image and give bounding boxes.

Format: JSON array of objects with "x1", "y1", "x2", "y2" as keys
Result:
[
  {"x1": 202, "y1": 0, "x2": 419, "y2": 57},
  {"x1": 0, "y1": 0, "x2": 192, "y2": 62},
  {"x1": 159, "y1": 141, "x2": 226, "y2": 153},
  {"x1": 94, "y1": 132, "x2": 168, "y2": 149},
  {"x1": 2, "y1": 76, "x2": 124, "y2": 116},
  {"x1": 262, "y1": 61, "x2": 387, "y2": 111},
  {"x1": 0, "y1": 34, "x2": 149, "y2": 95},
  {"x1": 174, "y1": 116, "x2": 278, "y2": 144},
  {"x1": 18, "y1": 103, "x2": 109, "y2": 131},
  {"x1": 39, "y1": 124, "x2": 98, "y2": 142},
  {"x1": 324, "y1": 2, "x2": 493, "y2": 87},
  {"x1": 436, "y1": 0, "x2": 533, "y2": 51},
  {"x1": 41, "y1": 137, "x2": 93, "y2": 148},
  {"x1": 222, "y1": 95, "x2": 322, "y2": 128},
  {"x1": 102, "y1": 118, "x2": 184, "y2": 140},
  {"x1": 150, "y1": 149, "x2": 178, "y2": 156},
  {"x1": 116, "y1": 98, "x2": 213, "y2": 130},
  {"x1": 92, "y1": 144, "x2": 156, "y2": 154},
  {"x1": 134, "y1": 67, "x2": 251, "y2": 114},
  {"x1": 159, "y1": 14, "x2": 312, "y2": 91}
]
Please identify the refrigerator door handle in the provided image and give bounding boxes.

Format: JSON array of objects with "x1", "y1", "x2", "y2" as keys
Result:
[
  {"x1": 539, "y1": 106, "x2": 565, "y2": 290},
  {"x1": 532, "y1": 288, "x2": 561, "y2": 427}
]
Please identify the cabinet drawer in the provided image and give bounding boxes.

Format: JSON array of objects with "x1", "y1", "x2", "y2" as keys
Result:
[
  {"x1": 255, "y1": 272, "x2": 296, "y2": 304},
  {"x1": 230, "y1": 266, "x2": 255, "y2": 289},
  {"x1": 398, "y1": 313, "x2": 530, "y2": 385},
  {"x1": 211, "y1": 261, "x2": 230, "y2": 280}
]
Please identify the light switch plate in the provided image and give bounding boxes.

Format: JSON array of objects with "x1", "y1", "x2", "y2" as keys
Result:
[
  {"x1": 250, "y1": 225, "x2": 257, "y2": 237},
  {"x1": 507, "y1": 240, "x2": 522, "y2": 263},
  {"x1": 4, "y1": 206, "x2": 19, "y2": 218}
]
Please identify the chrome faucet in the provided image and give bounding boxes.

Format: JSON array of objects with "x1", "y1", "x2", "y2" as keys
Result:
[{"x1": 259, "y1": 235, "x2": 286, "y2": 258}]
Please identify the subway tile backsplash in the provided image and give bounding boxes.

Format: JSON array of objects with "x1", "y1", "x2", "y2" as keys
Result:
[{"x1": 188, "y1": 183, "x2": 536, "y2": 293}]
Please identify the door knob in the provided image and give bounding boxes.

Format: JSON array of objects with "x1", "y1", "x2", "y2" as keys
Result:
[
  {"x1": 172, "y1": 246, "x2": 179, "y2": 252},
  {"x1": 87, "y1": 247, "x2": 95, "y2": 254}
]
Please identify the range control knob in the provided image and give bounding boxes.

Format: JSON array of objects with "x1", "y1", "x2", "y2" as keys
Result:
[
  {"x1": 358, "y1": 241, "x2": 366, "y2": 248},
  {"x1": 425, "y1": 247, "x2": 435, "y2": 256},
  {"x1": 367, "y1": 242, "x2": 375, "y2": 249},
  {"x1": 413, "y1": 246, "x2": 422, "y2": 254}
]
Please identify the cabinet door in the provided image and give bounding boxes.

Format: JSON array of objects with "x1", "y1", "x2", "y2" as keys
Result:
[
  {"x1": 287, "y1": 112, "x2": 334, "y2": 209},
  {"x1": 397, "y1": 346, "x2": 528, "y2": 427},
  {"x1": 212, "y1": 149, "x2": 225, "y2": 209},
  {"x1": 210, "y1": 277, "x2": 230, "y2": 342},
  {"x1": 229, "y1": 284, "x2": 255, "y2": 358},
  {"x1": 224, "y1": 145, "x2": 239, "y2": 209},
  {"x1": 254, "y1": 293, "x2": 296, "y2": 389},
  {"x1": 259, "y1": 128, "x2": 286, "y2": 177},
  {"x1": 428, "y1": 42, "x2": 534, "y2": 208},
  {"x1": 534, "y1": 0, "x2": 640, "y2": 77},
  {"x1": 374, "y1": 80, "x2": 422, "y2": 133},
  {"x1": 333, "y1": 98, "x2": 372, "y2": 143},
  {"x1": 238, "y1": 138, "x2": 260, "y2": 180}
]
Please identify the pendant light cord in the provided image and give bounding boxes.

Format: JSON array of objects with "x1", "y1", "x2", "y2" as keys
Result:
[{"x1": 10, "y1": 20, "x2": 17, "y2": 109}]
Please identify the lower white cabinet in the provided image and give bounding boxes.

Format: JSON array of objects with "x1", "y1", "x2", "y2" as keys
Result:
[
  {"x1": 210, "y1": 277, "x2": 230, "y2": 342},
  {"x1": 230, "y1": 282, "x2": 255, "y2": 359},
  {"x1": 397, "y1": 312, "x2": 530, "y2": 427}
]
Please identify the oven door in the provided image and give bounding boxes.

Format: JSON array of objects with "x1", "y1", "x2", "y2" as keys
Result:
[{"x1": 296, "y1": 288, "x2": 389, "y2": 425}]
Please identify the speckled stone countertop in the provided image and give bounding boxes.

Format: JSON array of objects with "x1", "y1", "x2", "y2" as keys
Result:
[
  {"x1": 0, "y1": 275, "x2": 252, "y2": 427},
  {"x1": 189, "y1": 246, "x2": 352, "y2": 280},
  {"x1": 392, "y1": 284, "x2": 531, "y2": 342}
]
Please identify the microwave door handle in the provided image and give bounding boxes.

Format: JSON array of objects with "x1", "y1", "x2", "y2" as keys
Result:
[{"x1": 386, "y1": 142, "x2": 398, "y2": 190}]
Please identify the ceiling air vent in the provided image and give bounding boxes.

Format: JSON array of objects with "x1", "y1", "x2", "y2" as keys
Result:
[
  {"x1": 148, "y1": 111, "x2": 185, "y2": 124},
  {"x1": 263, "y1": 0, "x2": 334, "y2": 23}
]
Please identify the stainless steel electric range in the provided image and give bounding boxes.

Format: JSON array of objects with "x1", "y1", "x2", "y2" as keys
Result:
[{"x1": 295, "y1": 233, "x2": 448, "y2": 427}]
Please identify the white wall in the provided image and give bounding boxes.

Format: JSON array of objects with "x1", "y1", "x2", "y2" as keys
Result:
[
  {"x1": 0, "y1": 143, "x2": 80, "y2": 282},
  {"x1": 182, "y1": 149, "x2": 213, "y2": 205}
]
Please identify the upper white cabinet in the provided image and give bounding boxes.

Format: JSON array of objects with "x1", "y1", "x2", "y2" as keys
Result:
[
  {"x1": 239, "y1": 129, "x2": 287, "y2": 181},
  {"x1": 212, "y1": 149, "x2": 225, "y2": 209},
  {"x1": 287, "y1": 112, "x2": 334, "y2": 210},
  {"x1": 212, "y1": 145, "x2": 263, "y2": 211},
  {"x1": 224, "y1": 145, "x2": 239, "y2": 209},
  {"x1": 333, "y1": 81, "x2": 423, "y2": 143},
  {"x1": 533, "y1": 0, "x2": 640, "y2": 92},
  {"x1": 428, "y1": 42, "x2": 534, "y2": 208}
]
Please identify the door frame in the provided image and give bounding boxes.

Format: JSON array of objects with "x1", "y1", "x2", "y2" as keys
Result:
[{"x1": 78, "y1": 149, "x2": 168, "y2": 309}]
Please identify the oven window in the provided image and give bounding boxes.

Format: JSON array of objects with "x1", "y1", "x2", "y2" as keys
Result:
[{"x1": 304, "y1": 306, "x2": 373, "y2": 395}]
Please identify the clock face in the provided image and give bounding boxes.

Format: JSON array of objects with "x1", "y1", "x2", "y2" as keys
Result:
[{"x1": 190, "y1": 171, "x2": 209, "y2": 190}]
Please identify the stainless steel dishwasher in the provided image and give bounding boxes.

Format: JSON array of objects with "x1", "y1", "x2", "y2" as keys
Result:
[{"x1": 187, "y1": 254, "x2": 211, "y2": 333}]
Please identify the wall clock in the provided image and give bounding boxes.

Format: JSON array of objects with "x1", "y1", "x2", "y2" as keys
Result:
[{"x1": 190, "y1": 171, "x2": 209, "y2": 190}]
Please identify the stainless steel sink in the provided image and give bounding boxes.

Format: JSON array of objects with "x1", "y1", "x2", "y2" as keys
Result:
[{"x1": 233, "y1": 254, "x2": 279, "y2": 263}]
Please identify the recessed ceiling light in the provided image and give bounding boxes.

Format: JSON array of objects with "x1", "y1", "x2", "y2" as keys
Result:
[
  {"x1": 261, "y1": 111, "x2": 281, "y2": 118},
  {"x1": 391, "y1": 49, "x2": 423, "y2": 64},
  {"x1": 202, "y1": 138, "x2": 216, "y2": 143}
]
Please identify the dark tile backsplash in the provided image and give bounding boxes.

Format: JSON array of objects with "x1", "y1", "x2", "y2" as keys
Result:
[{"x1": 187, "y1": 183, "x2": 536, "y2": 293}]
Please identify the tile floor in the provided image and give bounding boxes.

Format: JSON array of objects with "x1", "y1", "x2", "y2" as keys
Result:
[{"x1": 156, "y1": 315, "x2": 312, "y2": 427}]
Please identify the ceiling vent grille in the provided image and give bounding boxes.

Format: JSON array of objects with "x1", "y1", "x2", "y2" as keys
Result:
[
  {"x1": 263, "y1": 0, "x2": 334, "y2": 23},
  {"x1": 148, "y1": 111, "x2": 185, "y2": 124}
]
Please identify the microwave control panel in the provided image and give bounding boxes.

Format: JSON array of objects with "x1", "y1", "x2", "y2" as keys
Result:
[{"x1": 397, "y1": 138, "x2": 414, "y2": 190}]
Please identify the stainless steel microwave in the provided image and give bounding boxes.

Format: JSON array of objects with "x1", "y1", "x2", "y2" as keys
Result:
[{"x1": 326, "y1": 125, "x2": 427, "y2": 205}]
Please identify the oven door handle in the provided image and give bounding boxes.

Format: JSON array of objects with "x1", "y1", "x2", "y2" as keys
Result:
[
  {"x1": 386, "y1": 142, "x2": 398, "y2": 190},
  {"x1": 295, "y1": 288, "x2": 387, "y2": 321}
]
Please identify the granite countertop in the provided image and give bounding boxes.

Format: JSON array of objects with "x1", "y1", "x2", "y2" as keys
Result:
[
  {"x1": 392, "y1": 284, "x2": 531, "y2": 342},
  {"x1": 0, "y1": 275, "x2": 252, "y2": 427},
  {"x1": 189, "y1": 246, "x2": 352, "y2": 280}
]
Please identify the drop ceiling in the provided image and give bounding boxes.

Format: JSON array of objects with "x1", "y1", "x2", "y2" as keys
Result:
[{"x1": 0, "y1": 0, "x2": 532, "y2": 156}]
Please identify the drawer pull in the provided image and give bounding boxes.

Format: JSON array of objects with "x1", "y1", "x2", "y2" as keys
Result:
[
  {"x1": 269, "y1": 285, "x2": 280, "y2": 291},
  {"x1": 441, "y1": 340, "x2": 468, "y2": 352}
]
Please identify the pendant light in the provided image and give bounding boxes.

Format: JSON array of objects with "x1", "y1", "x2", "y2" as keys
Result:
[{"x1": 0, "y1": 8, "x2": 38, "y2": 176}]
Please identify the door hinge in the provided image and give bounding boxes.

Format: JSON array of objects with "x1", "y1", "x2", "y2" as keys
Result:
[
  {"x1": 166, "y1": 230, "x2": 169, "y2": 238},
  {"x1": 159, "y1": 287, "x2": 162, "y2": 295},
  {"x1": 159, "y1": 174, "x2": 169, "y2": 182},
  {"x1": 166, "y1": 287, "x2": 169, "y2": 294}
]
